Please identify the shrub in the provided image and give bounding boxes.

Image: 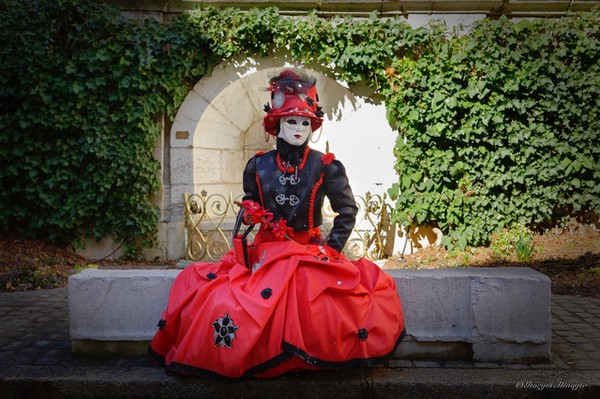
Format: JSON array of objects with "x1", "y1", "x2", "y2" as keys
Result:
[{"x1": 385, "y1": 13, "x2": 600, "y2": 250}]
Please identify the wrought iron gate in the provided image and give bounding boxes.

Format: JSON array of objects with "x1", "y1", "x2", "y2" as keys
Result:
[{"x1": 184, "y1": 190, "x2": 396, "y2": 262}]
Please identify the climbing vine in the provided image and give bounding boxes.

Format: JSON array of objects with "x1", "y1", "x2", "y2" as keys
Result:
[
  {"x1": 384, "y1": 14, "x2": 600, "y2": 249},
  {"x1": 0, "y1": 0, "x2": 214, "y2": 251},
  {"x1": 0, "y1": 0, "x2": 598, "y2": 253}
]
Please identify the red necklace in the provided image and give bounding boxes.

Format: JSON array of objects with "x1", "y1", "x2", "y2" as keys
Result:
[{"x1": 277, "y1": 146, "x2": 310, "y2": 173}]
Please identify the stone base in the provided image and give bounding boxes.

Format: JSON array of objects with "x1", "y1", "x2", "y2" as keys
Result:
[
  {"x1": 395, "y1": 340, "x2": 473, "y2": 361},
  {"x1": 69, "y1": 267, "x2": 551, "y2": 363},
  {"x1": 395, "y1": 340, "x2": 551, "y2": 364},
  {"x1": 71, "y1": 340, "x2": 150, "y2": 358},
  {"x1": 388, "y1": 267, "x2": 552, "y2": 363},
  {"x1": 69, "y1": 269, "x2": 180, "y2": 341}
]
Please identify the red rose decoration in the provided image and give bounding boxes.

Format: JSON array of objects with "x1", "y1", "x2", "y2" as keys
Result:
[
  {"x1": 241, "y1": 200, "x2": 273, "y2": 227},
  {"x1": 271, "y1": 219, "x2": 294, "y2": 241},
  {"x1": 321, "y1": 153, "x2": 335, "y2": 165},
  {"x1": 237, "y1": 201, "x2": 295, "y2": 240}
]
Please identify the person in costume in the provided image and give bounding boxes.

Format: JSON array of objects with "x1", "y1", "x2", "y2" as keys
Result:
[{"x1": 149, "y1": 69, "x2": 405, "y2": 380}]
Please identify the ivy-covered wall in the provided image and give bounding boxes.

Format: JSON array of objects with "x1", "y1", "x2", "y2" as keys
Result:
[
  {"x1": 0, "y1": 0, "x2": 597, "y2": 255},
  {"x1": 0, "y1": 0, "x2": 214, "y2": 254},
  {"x1": 384, "y1": 15, "x2": 599, "y2": 249}
]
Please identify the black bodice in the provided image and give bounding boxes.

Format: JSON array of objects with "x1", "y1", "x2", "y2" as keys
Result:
[{"x1": 242, "y1": 146, "x2": 358, "y2": 252}]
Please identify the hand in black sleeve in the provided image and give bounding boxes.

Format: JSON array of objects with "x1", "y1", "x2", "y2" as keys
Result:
[{"x1": 323, "y1": 159, "x2": 358, "y2": 253}]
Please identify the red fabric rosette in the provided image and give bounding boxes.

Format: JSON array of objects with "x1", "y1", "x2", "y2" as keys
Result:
[
  {"x1": 271, "y1": 219, "x2": 294, "y2": 241},
  {"x1": 321, "y1": 153, "x2": 335, "y2": 165},
  {"x1": 241, "y1": 200, "x2": 273, "y2": 228}
]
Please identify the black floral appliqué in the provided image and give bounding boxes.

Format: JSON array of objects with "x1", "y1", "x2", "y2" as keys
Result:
[
  {"x1": 261, "y1": 288, "x2": 272, "y2": 299},
  {"x1": 358, "y1": 328, "x2": 369, "y2": 341},
  {"x1": 207, "y1": 272, "x2": 217, "y2": 280},
  {"x1": 212, "y1": 313, "x2": 239, "y2": 348},
  {"x1": 157, "y1": 319, "x2": 166, "y2": 329}
]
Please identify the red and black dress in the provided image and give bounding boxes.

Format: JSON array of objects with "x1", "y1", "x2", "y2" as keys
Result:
[{"x1": 149, "y1": 139, "x2": 405, "y2": 380}]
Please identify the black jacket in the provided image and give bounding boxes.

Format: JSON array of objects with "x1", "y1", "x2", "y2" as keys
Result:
[{"x1": 242, "y1": 144, "x2": 357, "y2": 252}]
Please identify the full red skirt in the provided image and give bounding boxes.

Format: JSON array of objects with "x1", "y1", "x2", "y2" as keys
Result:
[{"x1": 149, "y1": 231, "x2": 405, "y2": 380}]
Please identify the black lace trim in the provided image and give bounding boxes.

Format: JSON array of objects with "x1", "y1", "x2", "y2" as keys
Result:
[
  {"x1": 147, "y1": 344, "x2": 165, "y2": 366},
  {"x1": 166, "y1": 351, "x2": 292, "y2": 383},
  {"x1": 150, "y1": 328, "x2": 406, "y2": 381},
  {"x1": 282, "y1": 328, "x2": 406, "y2": 370}
]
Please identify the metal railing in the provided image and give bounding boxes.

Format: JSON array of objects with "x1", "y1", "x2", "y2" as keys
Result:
[{"x1": 184, "y1": 190, "x2": 395, "y2": 262}]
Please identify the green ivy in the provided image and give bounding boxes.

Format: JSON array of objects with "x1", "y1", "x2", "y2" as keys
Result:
[
  {"x1": 384, "y1": 13, "x2": 599, "y2": 250},
  {"x1": 0, "y1": 0, "x2": 598, "y2": 254},
  {"x1": 0, "y1": 0, "x2": 213, "y2": 248},
  {"x1": 490, "y1": 223, "x2": 534, "y2": 258},
  {"x1": 0, "y1": 1, "x2": 421, "y2": 251}
]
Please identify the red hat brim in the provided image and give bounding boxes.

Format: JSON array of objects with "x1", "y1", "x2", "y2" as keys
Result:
[{"x1": 263, "y1": 110, "x2": 323, "y2": 136}]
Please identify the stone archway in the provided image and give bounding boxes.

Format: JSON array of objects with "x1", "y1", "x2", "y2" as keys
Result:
[{"x1": 163, "y1": 58, "x2": 399, "y2": 259}]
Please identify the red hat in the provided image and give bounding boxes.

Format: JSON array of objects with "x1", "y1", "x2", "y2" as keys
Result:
[{"x1": 263, "y1": 70, "x2": 324, "y2": 136}]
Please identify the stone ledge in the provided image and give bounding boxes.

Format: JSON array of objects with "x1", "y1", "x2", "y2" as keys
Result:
[
  {"x1": 3, "y1": 365, "x2": 599, "y2": 399},
  {"x1": 69, "y1": 267, "x2": 551, "y2": 362},
  {"x1": 69, "y1": 269, "x2": 179, "y2": 341},
  {"x1": 386, "y1": 268, "x2": 552, "y2": 363}
]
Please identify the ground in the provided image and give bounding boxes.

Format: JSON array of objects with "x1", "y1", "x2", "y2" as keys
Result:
[
  {"x1": 0, "y1": 235, "x2": 176, "y2": 292},
  {"x1": 1, "y1": 225, "x2": 599, "y2": 297},
  {"x1": 382, "y1": 223, "x2": 600, "y2": 298}
]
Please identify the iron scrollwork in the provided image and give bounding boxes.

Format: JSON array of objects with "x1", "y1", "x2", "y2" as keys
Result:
[
  {"x1": 184, "y1": 191, "x2": 246, "y2": 262},
  {"x1": 184, "y1": 191, "x2": 395, "y2": 262}
]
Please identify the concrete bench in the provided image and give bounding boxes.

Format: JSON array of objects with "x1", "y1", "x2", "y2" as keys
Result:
[{"x1": 69, "y1": 267, "x2": 551, "y2": 363}]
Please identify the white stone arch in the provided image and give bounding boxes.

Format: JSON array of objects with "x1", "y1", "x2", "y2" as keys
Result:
[{"x1": 165, "y1": 57, "x2": 399, "y2": 259}]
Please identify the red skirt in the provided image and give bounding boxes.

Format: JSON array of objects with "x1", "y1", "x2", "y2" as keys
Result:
[{"x1": 149, "y1": 229, "x2": 405, "y2": 380}]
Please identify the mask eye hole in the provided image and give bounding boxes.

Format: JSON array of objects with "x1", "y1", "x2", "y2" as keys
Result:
[
  {"x1": 302, "y1": 120, "x2": 310, "y2": 126},
  {"x1": 286, "y1": 119, "x2": 297, "y2": 125}
]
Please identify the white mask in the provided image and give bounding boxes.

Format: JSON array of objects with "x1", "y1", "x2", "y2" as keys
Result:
[{"x1": 278, "y1": 116, "x2": 312, "y2": 146}]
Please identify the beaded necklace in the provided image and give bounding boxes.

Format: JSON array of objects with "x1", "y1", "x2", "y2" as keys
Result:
[{"x1": 276, "y1": 146, "x2": 310, "y2": 173}]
